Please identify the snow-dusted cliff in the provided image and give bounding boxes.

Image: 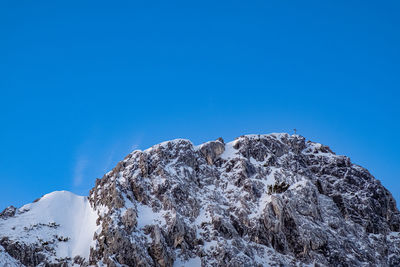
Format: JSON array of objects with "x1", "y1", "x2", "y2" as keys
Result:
[{"x1": 1, "y1": 134, "x2": 400, "y2": 266}]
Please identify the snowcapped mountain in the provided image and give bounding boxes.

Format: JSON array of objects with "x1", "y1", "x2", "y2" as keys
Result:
[
  {"x1": 0, "y1": 191, "x2": 98, "y2": 266},
  {"x1": 1, "y1": 133, "x2": 399, "y2": 266}
]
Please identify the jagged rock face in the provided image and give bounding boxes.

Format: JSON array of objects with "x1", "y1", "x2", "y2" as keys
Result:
[
  {"x1": 0, "y1": 134, "x2": 399, "y2": 266},
  {"x1": 88, "y1": 134, "x2": 400, "y2": 267},
  {"x1": 0, "y1": 206, "x2": 16, "y2": 219}
]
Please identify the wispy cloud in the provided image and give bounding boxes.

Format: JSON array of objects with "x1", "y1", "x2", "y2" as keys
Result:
[
  {"x1": 102, "y1": 140, "x2": 142, "y2": 174},
  {"x1": 72, "y1": 132, "x2": 144, "y2": 188},
  {"x1": 73, "y1": 156, "x2": 88, "y2": 187},
  {"x1": 102, "y1": 149, "x2": 116, "y2": 174}
]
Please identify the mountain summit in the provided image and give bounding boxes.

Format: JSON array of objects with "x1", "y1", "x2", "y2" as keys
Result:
[{"x1": 1, "y1": 133, "x2": 399, "y2": 266}]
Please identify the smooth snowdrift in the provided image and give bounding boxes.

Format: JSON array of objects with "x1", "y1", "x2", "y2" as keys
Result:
[{"x1": 0, "y1": 191, "x2": 98, "y2": 261}]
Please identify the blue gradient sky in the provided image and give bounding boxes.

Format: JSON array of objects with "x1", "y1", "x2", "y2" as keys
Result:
[{"x1": 1, "y1": 0, "x2": 399, "y2": 210}]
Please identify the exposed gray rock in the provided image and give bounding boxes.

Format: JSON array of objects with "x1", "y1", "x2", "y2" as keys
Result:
[
  {"x1": 0, "y1": 206, "x2": 16, "y2": 219},
  {"x1": 87, "y1": 134, "x2": 400, "y2": 266},
  {"x1": 199, "y1": 139, "x2": 225, "y2": 165},
  {"x1": 0, "y1": 237, "x2": 46, "y2": 266},
  {"x1": 1, "y1": 133, "x2": 400, "y2": 266}
]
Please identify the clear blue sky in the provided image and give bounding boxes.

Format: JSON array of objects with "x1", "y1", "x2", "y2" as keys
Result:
[{"x1": 1, "y1": 0, "x2": 399, "y2": 210}]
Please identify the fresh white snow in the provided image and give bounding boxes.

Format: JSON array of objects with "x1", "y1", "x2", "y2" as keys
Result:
[
  {"x1": 219, "y1": 141, "x2": 238, "y2": 160},
  {"x1": 136, "y1": 203, "x2": 166, "y2": 229},
  {"x1": 0, "y1": 191, "x2": 98, "y2": 261},
  {"x1": 173, "y1": 256, "x2": 201, "y2": 267}
]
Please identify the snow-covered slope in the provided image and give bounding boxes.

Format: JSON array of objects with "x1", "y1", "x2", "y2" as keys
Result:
[
  {"x1": 0, "y1": 244, "x2": 23, "y2": 267},
  {"x1": 0, "y1": 191, "x2": 98, "y2": 266},
  {"x1": 1, "y1": 133, "x2": 400, "y2": 266}
]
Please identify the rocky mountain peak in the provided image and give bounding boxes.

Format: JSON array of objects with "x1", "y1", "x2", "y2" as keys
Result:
[
  {"x1": 1, "y1": 133, "x2": 399, "y2": 266},
  {"x1": 0, "y1": 206, "x2": 16, "y2": 219}
]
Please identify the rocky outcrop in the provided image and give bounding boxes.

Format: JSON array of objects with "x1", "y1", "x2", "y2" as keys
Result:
[
  {"x1": 0, "y1": 237, "x2": 47, "y2": 267},
  {"x1": 199, "y1": 138, "x2": 225, "y2": 165},
  {"x1": 1, "y1": 134, "x2": 400, "y2": 266},
  {"x1": 0, "y1": 206, "x2": 16, "y2": 219},
  {"x1": 87, "y1": 134, "x2": 400, "y2": 266}
]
